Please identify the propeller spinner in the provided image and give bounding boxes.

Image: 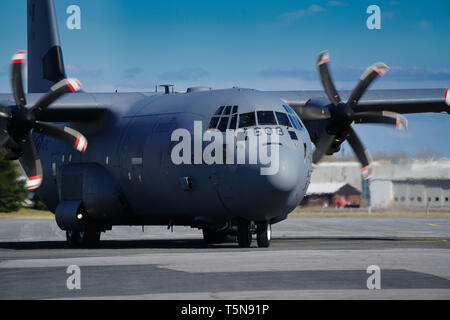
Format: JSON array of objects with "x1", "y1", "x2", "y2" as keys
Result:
[{"x1": 0, "y1": 51, "x2": 87, "y2": 190}]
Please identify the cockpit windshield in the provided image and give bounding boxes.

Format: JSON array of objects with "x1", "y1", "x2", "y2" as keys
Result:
[
  {"x1": 239, "y1": 112, "x2": 256, "y2": 128},
  {"x1": 208, "y1": 105, "x2": 302, "y2": 131},
  {"x1": 257, "y1": 111, "x2": 277, "y2": 125},
  {"x1": 275, "y1": 112, "x2": 291, "y2": 127}
]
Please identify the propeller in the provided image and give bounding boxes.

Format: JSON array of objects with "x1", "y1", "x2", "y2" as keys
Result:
[
  {"x1": 0, "y1": 51, "x2": 87, "y2": 190},
  {"x1": 287, "y1": 51, "x2": 408, "y2": 179}
]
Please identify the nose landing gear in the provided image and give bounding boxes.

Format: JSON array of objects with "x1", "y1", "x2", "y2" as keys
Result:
[
  {"x1": 65, "y1": 223, "x2": 102, "y2": 248},
  {"x1": 256, "y1": 221, "x2": 271, "y2": 248},
  {"x1": 236, "y1": 220, "x2": 272, "y2": 248}
]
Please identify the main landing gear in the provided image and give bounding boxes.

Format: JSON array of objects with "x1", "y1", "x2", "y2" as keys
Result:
[
  {"x1": 237, "y1": 220, "x2": 271, "y2": 248},
  {"x1": 201, "y1": 220, "x2": 272, "y2": 248},
  {"x1": 66, "y1": 225, "x2": 101, "y2": 248}
]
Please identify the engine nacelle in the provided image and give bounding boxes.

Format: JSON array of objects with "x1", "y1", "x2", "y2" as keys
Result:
[
  {"x1": 55, "y1": 163, "x2": 125, "y2": 230},
  {"x1": 55, "y1": 200, "x2": 85, "y2": 231}
]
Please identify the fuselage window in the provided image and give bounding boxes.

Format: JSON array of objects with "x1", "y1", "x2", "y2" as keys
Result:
[
  {"x1": 257, "y1": 111, "x2": 277, "y2": 125},
  {"x1": 223, "y1": 106, "x2": 232, "y2": 115},
  {"x1": 232, "y1": 105, "x2": 238, "y2": 114},
  {"x1": 239, "y1": 112, "x2": 256, "y2": 128},
  {"x1": 229, "y1": 114, "x2": 237, "y2": 130},
  {"x1": 215, "y1": 106, "x2": 225, "y2": 115},
  {"x1": 288, "y1": 131, "x2": 298, "y2": 140},
  {"x1": 208, "y1": 117, "x2": 220, "y2": 129},
  {"x1": 217, "y1": 117, "x2": 229, "y2": 132},
  {"x1": 275, "y1": 112, "x2": 292, "y2": 127}
]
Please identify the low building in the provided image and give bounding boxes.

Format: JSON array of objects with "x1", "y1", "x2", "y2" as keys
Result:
[
  {"x1": 302, "y1": 182, "x2": 361, "y2": 208},
  {"x1": 308, "y1": 159, "x2": 450, "y2": 209},
  {"x1": 370, "y1": 160, "x2": 450, "y2": 209}
]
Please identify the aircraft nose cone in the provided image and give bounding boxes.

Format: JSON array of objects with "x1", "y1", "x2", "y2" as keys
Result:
[{"x1": 265, "y1": 147, "x2": 299, "y2": 193}]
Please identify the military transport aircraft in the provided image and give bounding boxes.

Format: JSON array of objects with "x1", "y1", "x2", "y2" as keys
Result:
[{"x1": 0, "y1": 0, "x2": 449, "y2": 248}]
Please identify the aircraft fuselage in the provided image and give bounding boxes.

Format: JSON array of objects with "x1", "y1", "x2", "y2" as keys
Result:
[{"x1": 18, "y1": 88, "x2": 312, "y2": 229}]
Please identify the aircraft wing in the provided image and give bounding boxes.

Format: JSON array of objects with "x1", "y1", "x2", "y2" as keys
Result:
[
  {"x1": 0, "y1": 92, "x2": 154, "y2": 122},
  {"x1": 276, "y1": 88, "x2": 449, "y2": 115},
  {"x1": 274, "y1": 87, "x2": 449, "y2": 177},
  {"x1": 353, "y1": 88, "x2": 449, "y2": 114}
]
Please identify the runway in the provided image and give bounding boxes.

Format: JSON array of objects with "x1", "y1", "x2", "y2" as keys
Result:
[{"x1": 0, "y1": 217, "x2": 449, "y2": 299}]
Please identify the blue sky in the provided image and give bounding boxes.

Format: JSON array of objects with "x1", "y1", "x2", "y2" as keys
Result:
[{"x1": 0, "y1": 0, "x2": 449, "y2": 157}]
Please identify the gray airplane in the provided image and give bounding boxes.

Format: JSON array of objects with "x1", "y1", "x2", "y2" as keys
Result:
[{"x1": 0, "y1": 0, "x2": 449, "y2": 248}]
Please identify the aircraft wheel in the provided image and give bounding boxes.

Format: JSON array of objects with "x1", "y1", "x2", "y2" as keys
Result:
[
  {"x1": 77, "y1": 225, "x2": 101, "y2": 248},
  {"x1": 66, "y1": 230, "x2": 79, "y2": 248},
  {"x1": 256, "y1": 222, "x2": 271, "y2": 248},
  {"x1": 237, "y1": 220, "x2": 252, "y2": 248},
  {"x1": 203, "y1": 228, "x2": 222, "y2": 244},
  {"x1": 202, "y1": 228, "x2": 217, "y2": 244}
]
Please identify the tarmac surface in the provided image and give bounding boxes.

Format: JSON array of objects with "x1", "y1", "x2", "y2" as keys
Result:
[{"x1": 0, "y1": 217, "x2": 449, "y2": 300}]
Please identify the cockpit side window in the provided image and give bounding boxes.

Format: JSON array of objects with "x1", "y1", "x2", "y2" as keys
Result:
[
  {"x1": 223, "y1": 106, "x2": 232, "y2": 115},
  {"x1": 238, "y1": 112, "x2": 256, "y2": 128},
  {"x1": 275, "y1": 112, "x2": 292, "y2": 127},
  {"x1": 229, "y1": 114, "x2": 238, "y2": 130},
  {"x1": 282, "y1": 104, "x2": 303, "y2": 130},
  {"x1": 214, "y1": 106, "x2": 225, "y2": 115},
  {"x1": 257, "y1": 111, "x2": 277, "y2": 125},
  {"x1": 217, "y1": 117, "x2": 229, "y2": 132},
  {"x1": 208, "y1": 117, "x2": 220, "y2": 130},
  {"x1": 209, "y1": 105, "x2": 240, "y2": 131}
]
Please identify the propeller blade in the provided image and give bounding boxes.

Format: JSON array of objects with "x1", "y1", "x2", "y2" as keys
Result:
[
  {"x1": 345, "y1": 127, "x2": 373, "y2": 179},
  {"x1": 317, "y1": 51, "x2": 341, "y2": 107},
  {"x1": 347, "y1": 63, "x2": 389, "y2": 109},
  {"x1": 0, "y1": 105, "x2": 14, "y2": 155},
  {"x1": 19, "y1": 132, "x2": 43, "y2": 190},
  {"x1": 312, "y1": 131, "x2": 336, "y2": 165},
  {"x1": 31, "y1": 78, "x2": 82, "y2": 117},
  {"x1": 10, "y1": 51, "x2": 27, "y2": 108},
  {"x1": 354, "y1": 111, "x2": 408, "y2": 130},
  {"x1": 33, "y1": 122, "x2": 88, "y2": 152},
  {"x1": 0, "y1": 118, "x2": 10, "y2": 147},
  {"x1": 0, "y1": 104, "x2": 12, "y2": 119}
]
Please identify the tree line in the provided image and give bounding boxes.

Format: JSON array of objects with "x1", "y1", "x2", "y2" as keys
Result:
[{"x1": 0, "y1": 156, "x2": 47, "y2": 213}]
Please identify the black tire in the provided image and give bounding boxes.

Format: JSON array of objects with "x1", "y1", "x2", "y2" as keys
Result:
[
  {"x1": 237, "y1": 220, "x2": 252, "y2": 248},
  {"x1": 77, "y1": 226, "x2": 101, "y2": 248},
  {"x1": 256, "y1": 222, "x2": 271, "y2": 248},
  {"x1": 66, "y1": 230, "x2": 79, "y2": 248},
  {"x1": 202, "y1": 228, "x2": 218, "y2": 244}
]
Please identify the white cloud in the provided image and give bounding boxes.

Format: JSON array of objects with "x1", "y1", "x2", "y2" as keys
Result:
[
  {"x1": 416, "y1": 20, "x2": 431, "y2": 30},
  {"x1": 327, "y1": 1, "x2": 348, "y2": 7},
  {"x1": 66, "y1": 64, "x2": 104, "y2": 78},
  {"x1": 159, "y1": 68, "x2": 208, "y2": 81},
  {"x1": 281, "y1": 5, "x2": 326, "y2": 22}
]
